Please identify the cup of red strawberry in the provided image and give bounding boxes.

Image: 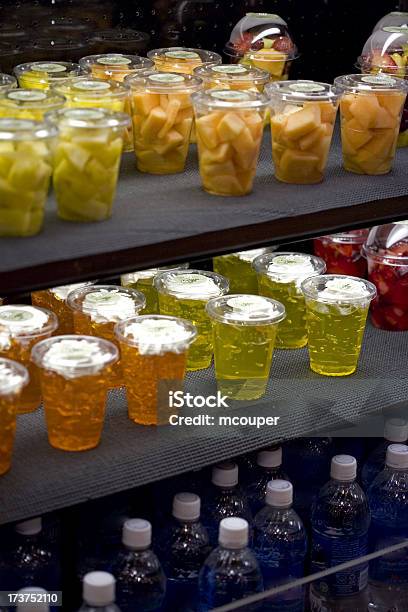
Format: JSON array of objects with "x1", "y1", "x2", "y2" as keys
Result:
[{"x1": 314, "y1": 230, "x2": 369, "y2": 278}]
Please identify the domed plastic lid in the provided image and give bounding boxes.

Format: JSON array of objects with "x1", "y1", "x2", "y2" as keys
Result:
[
  {"x1": 373, "y1": 12, "x2": 408, "y2": 32},
  {"x1": 319, "y1": 229, "x2": 369, "y2": 244},
  {"x1": 121, "y1": 263, "x2": 189, "y2": 284},
  {"x1": 0, "y1": 118, "x2": 57, "y2": 141},
  {"x1": 357, "y1": 27, "x2": 408, "y2": 77},
  {"x1": 46, "y1": 108, "x2": 130, "y2": 131},
  {"x1": 0, "y1": 357, "x2": 29, "y2": 396},
  {"x1": 54, "y1": 76, "x2": 128, "y2": 99},
  {"x1": 334, "y1": 73, "x2": 408, "y2": 93},
  {"x1": 192, "y1": 88, "x2": 268, "y2": 110},
  {"x1": 224, "y1": 12, "x2": 297, "y2": 60},
  {"x1": 0, "y1": 73, "x2": 17, "y2": 92},
  {"x1": 155, "y1": 269, "x2": 229, "y2": 300},
  {"x1": 79, "y1": 53, "x2": 153, "y2": 74},
  {"x1": 194, "y1": 63, "x2": 269, "y2": 87},
  {"x1": 266, "y1": 80, "x2": 339, "y2": 102},
  {"x1": 1, "y1": 88, "x2": 65, "y2": 110},
  {"x1": 206, "y1": 294, "x2": 286, "y2": 326},
  {"x1": 126, "y1": 71, "x2": 203, "y2": 93},
  {"x1": 362, "y1": 221, "x2": 408, "y2": 264},
  {"x1": 147, "y1": 47, "x2": 221, "y2": 69},
  {"x1": 14, "y1": 61, "x2": 80, "y2": 80}
]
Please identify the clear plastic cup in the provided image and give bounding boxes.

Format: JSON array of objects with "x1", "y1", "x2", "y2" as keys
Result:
[
  {"x1": 193, "y1": 64, "x2": 270, "y2": 93},
  {"x1": 313, "y1": 229, "x2": 369, "y2": 278},
  {"x1": 301, "y1": 275, "x2": 376, "y2": 376},
  {"x1": 121, "y1": 263, "x2": 189, "y2": 315},
  {"x1": 213, "y1": 247, "x2": 278, "y2": 294},
  {"x1": 192, "y1": 89, "x2": 267, "y2": 196},
  {"x1": 206, "y1": 294, "x2": 285, "y2": 400},
  {"x1": 46, "y1": 108, "x2": 130, "y2": 222},
  {"x1": 127, "y1": 72, "x2": 202, "y2": 174},
  {"x1": 14, "y1": 61, "x2": 80, "y2": 90},
  {"x1": 0, "y1": 73, "x2": 17, "y2": 93},
  {"x1": 0, "y1": 118, "x2": 56, "y2": 237},
  {"x1": 0, "y1": 89, "x2": 65, "y2": 121},
  {"x1": 31, "y1": 281, "x2": 96, "y2": 334},
  {"x1": 253, "y1": 252, "x2": 326, "y2": 349},
  {"x1": 0, "y1": 305, "x2": 58, "y2": 413},
  {"x1": 372, "y1": 12, "x2": 408, "y2": 32},
  {"x1": 31, "y1": 335, "x2": 118, "y2": 451},
  {"x1": 0, "y1": 358, "x2": 29, "y2": 475},
  {"x1": 266, "y1": 80, "x2": 340, "y2": 184},
  {"x1": 155, "y1": 270, "x2": 229, "y2": 371},
  {"x1": 334, "y1": 74, "x2": 408, "y2": 174},
  {"x1": 147, "y1": 47, "x2": 221, "y2": 75},
  {"x1": 52, "y1": 76, "x2": 128, "y2": 112},
  {"x1": 115, "y1": 315, "x2": 197, "y2": 425}
]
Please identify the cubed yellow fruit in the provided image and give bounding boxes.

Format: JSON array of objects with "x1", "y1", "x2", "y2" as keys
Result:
[
  {"x1": 158, "y1": 99, "x2": 182, "y2": 138},
  {"x1": 217, "y1": 112, "x2": 245, "y2": 141},
  {"x1": 374, "y1": 107, "x2": 396, "y2": 129},
  {"x1": 200, "y1": 143, "x2": 231, "y2": 165},
  {"x1": 196, "y1": 114, "x2": 220, "y2": 149},
  {"x1": 244, "y1": 112, "x2": 264, "y2": 140},
  {"x1": 132, "y1": 93, "x2": 161, "y2": 115},
  {"x1": 140, "y1": 106, "x2": 167, "y2": 139},
  {"x1": 153, "y1": 130, "x2": 184, "y2": 155},
  {"x1": 377, "y1": 93, "x2": 405, "y2": 118},
  {"x1": 298, "y1": 124, "x2": 327, "y2": 151},
  {"x1": 317, "y1": 101, "x2": 337, "y2": 124},
  {"x1": 270, "y1": 113, "x2": 288, "y2": 141},
  {"x1": 342, "y1": 121, "x2": 373, "y2": 150},
  {"x1": 349, "y1": 94, "x2": 380, "y2": 129},
  {"x1": 249, "y1": 49, "x2": 286, "y2": 77},
  {"x1": 174, "y1": 117, "x2": 193, "y2": 140},
  {"x1": 341, "y1": 94, "x2": 358, "y2": 121},
  {"x1": 284, "y1": 104, "x2": 321, "y2": 140},
  {"x1": 203, "y1": 174, "x2": 244, "y2": 196},
  {"x1": 277, "y1": 149, "x2": 320, "y2": 183}
]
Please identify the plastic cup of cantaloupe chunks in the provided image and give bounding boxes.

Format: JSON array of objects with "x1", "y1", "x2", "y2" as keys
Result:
[
  {"x1": 46, "y1": 107, "x2": 130, "y2": 223},
  {"x1": 192, "y1": 89, "x2": 267, "y2": 196},
  {"x1": 147, "y1": 47, "x2": 222, "y2": 75},
  {"x1": 0, "y1": 118, "x2": 56, "y2": 237},
  {"x1": 266, "y1": 80, "x2": 340, "y2": 184},
  {"x1": 14, "y1": 61, "x2": 80, "y2": 90},
  {"x1": 126, "y1": 71, "x2": 203, "y2": 174},
  {"x1": 0, "y1": 89, "x2": 65, "y2": 121},
  {"x1": 334, "y1": 74, "x2": 408, "y2": 175}
]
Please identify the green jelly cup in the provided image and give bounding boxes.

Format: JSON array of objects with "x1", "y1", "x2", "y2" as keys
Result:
[
  {"x1": 206, "y1": 294, "x2": 286, "y2": 400},
  {"x1": 301, "y1": 274, "x2": 377, "y2": 376},
  {"x1": 213, "y1": 247, "x2": 277, "y2": 294}
]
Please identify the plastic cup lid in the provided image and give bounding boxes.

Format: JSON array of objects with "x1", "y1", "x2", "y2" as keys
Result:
[
  {"x1": 115, "y1": 315, "x2": 197, "y2": 355},
  {"x1": 331, "y1": 455, "x2": 357, "y2": 481},
  {"x1": 257, "y1": 446, "x2": 282, "y2": 468},
  {"x1": 212, "y1": 462, "x2": 238, "y2": 487},
  {"x1": 0, "y1": 118, "x2": 57, "y2": 140},
  {"x1": 384, "y1": 418, "x2": 408, "y2": 442},
  {"x1": 334, "y1": 73, "x2": 408, "y2": 92},
  {"x1": 301, "y1": 274, "x2": 376, "y2": 304},
  {"x1": 83, "y1": 571, "x2": 116, "y2": 607},
  {"x1": 122, "y1": 518, "x2": 152, "y2": 550},
  {"x1": 192, "y1": 88, "x2": 268, "y2": 110},
  {"x1": 0, "y1": 358, "x2": 29, "y2": 396},
  {"x1": 219, "y1": 517, "x2": 248, "y2": 548},
  {"x1": 386, "y1": 444, "x2": 408, "y2": 469},
  {"x1": 155, "y1": 269, "x2": 229, "y2": 300},
  {"x1": 266, "y1": 479, "x2": 293, "y2": 507},
  {"x1": 206, "y1": 294, "x2": 286, "y2": 326},
  {"x1": 266, "y1": 80, "x2": 339, "y2": 102},
  {"x1": 172, "y1": 492, "x2": 201, "y2": 521}
]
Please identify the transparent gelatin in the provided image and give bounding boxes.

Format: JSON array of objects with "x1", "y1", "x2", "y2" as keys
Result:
[
  {"x1": 254, "y1": 252, "x2": 326, "y2": 349},
  {"x1": 0, "y1": 118, "x2": 56, "y2": 237},
  {"x1": 31, "y1": 281, "x2": 96, "y2": 334},
  {"x1": 301, "y1": 275, "x2": 376, "y2": 376},
  {"x1": 0, "y1": 89, "x2": 65, "y2": 121},
  {"x1": 14, "y1": 61, "x2": 80, "y2": 90},
  {"x1": 313, "y1": 229, "x2": 369, "y2": 277},
  {"x1": 0, "y1": 73, "x2": 17, "y2": 94},
  {"x1": 31, "y1": 336, "x2": 118, "y2": 451},
  {"x1": 147, "y1": 47, "x2": 221, "y2": 75},
  {"x1": 47, "y1": 108, "x2": 129, "y2": 223},
  {"x1": 206, "y1": 294, "x2": 285, "y2": 400},
  {"x1": 0, "y1": 305, "x2": 58, "y2": 413},
  {"x1": 156, "y1": 270, "x2": 229, "y2": 371},
  {"x1": 362, "y1": 221, "x2": 408, "y2": 331},
  {"x1": 115, "y1": 315, "x2": 197, "y2": 425},
  {"x1": 0, "y1": 358, "x2": 28, "y2": 475},
  {"x1": 213, "y1": 247, "x2": 276, "y2": 294}
]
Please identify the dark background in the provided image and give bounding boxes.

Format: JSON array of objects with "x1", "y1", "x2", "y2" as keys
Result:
[{"x1": 0, "y1": 0, "x2": 401, "y2": 81}]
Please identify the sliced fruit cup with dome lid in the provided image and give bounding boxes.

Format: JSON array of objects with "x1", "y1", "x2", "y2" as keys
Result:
[
  {"x1": 266, "y1": 80, "x2": 339, "y2": 184},
  {"x1": 192, "y1": 89, "x2": 267, "y2": 196},
  {"x1": 126, "y1": 71, "x2": 202, "y2": 174},
  {"x1": 0, "y1": 73, "x2": 17, "y2": 94},
  {"x1": 0, "y1": 89, "x2": 65, "y2": 121},
  {"x1": 14, "y1": 61, "x2": 80, "y2": 90},
  {"x1": 0, "y1": 118, "x2": 56, "y2": 237},
  {"x1": 335, "y1": 74, "x2": 408, "y2": 174},
  {"x1": 0, "y1": 305, "x2": 58, "y2": 414},
  {"x1": 0, "y1": 358, "x2": 29, "y2": 475},
  {"x1": 46, "y1": 108, "x2": 130, "y2": 223},
  {"x1": 313, "y1": 229, "x2": 369, "y2": 278},
  {"x1": 362, "y1": 221, "x2": 408, "y2": 331}
]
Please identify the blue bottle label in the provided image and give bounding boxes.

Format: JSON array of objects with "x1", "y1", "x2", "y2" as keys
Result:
[
  {"x1": 369, "y1": 525, "x2": 408, "y2": 586},
  {"x1": 311, "y1": 530, "x2": 368, "y2": 597}
]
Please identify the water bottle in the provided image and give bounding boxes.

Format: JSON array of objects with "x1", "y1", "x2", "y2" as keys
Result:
[
  {"x1": 310, "y1": 456, "x2": 371, "y2": 604},
  {"x1": 160, "y1": 493, "x2": 211, "y2": 611},
  {"x1": 112, "y1": 519, "x2": 166, "y2": 612},
  {"x1": 201, "y1": 462, "x2": 252, "y2": 546},
  {"x1": 368, "y1": 444, "x2": 408, "y2": 611},
  {"x1": 79, "y1": 572, "x2": 120, "y2": 612},
  {"x1": 247, "y1": 447, "x2": 289, "y2": 515},
  {"x1": 16, "y1": 587, "x2": 49, "y2": 612},
  {"x1": 198, "y1": 517, "x2": 263, "y2": 611},
  {"x1": 361, "y1": 418, "x2": 408, "y2": 491},
  {"x1": 253, "y1": 480, "x2": 307, "y2": 611}
]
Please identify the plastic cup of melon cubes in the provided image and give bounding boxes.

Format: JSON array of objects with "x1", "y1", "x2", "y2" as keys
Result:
[
  {"x1": 334, "y1": 74, "x2": 408, "y2": 175},
  {"x1": 266, "y1": 80, "x2": 340, "y2": 184},
  {"x1": 127, "y1": 71, "x2": 202, "y2": 174},
  {"x1": 14, "y1": 61, "x2": 80, "y2": 90},
  {"x1": 0, "y1": 73, "x2": 17, "y2": 93},
  {"x1": 46, "y1": 107, "x2": 130, "y2": 222},
  {"x1": 192, "y1": 89, "x2": 267, "y2": 196},
  {"x1": 194, "y1": 64, "x2": 270, "y2": 93},
  {"x1": 147, "y1": 47, "x2": 221, "y2": 75},
  {"x1": 0, "y1": 89, "x2": 65, "y2": 121},
  {"x1": 0, "y1": 118, "x2": 56, "y2": 237}
]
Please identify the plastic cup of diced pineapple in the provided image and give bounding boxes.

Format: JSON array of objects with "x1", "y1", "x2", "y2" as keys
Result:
[
  {"x1": 266, "y1": 80, "x2": 340, "y2": 185},
  {"x1": 0, "y1": 73, "x2": 17, "y2": 94},
  {"x1": 334, "y1": 74, "x2": 408, "y2": 175},
  {"x1": 192, "y1": 88, "x2": 267, "y2": 196},
  {"x1": 0, "y1": 89, "x2": 65, "y2": 121},
  {"x1": 0, "y1": 118, "x2": 56, "y2": 237},
  {"x1": 14, "y1": 62, "x2": 80, "y2": 90},
  {"x1": 45, "y1": 107, "x2": 130, "y2": 223},
  {"x1": 126, "y1": 71, "x2": 203, "y2": 174}
]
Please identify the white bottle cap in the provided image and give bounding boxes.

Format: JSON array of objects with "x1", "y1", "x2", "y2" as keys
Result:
[
  {"x1": 384, "y1": 418, "x2": 408, "y2": 443},
  {"x1": 212, "y1": 462, "x2": 238, "y2": 487},
  {"x1": 17, "y1": 588, "x2": 49, "y2": 612},
  {"x1": 330, "y1": 455, "x2": 357, "y2": 481},
  {"x1": 172, "y1": 492, "x2": 200, "y2": 521},
  {"x1": 83, "y1": 571, "x2": 116, "y2": 606},
  {"x1": 386, "y1": 444, "x2": 408, "y2": 470},
  {"x1": 219, "y1": 517, "x2": 248, "y2": 549},
  {"x1": 257, "y1": 446, "x2": 282, "y2": 468},
  {"x1": 265, "y1": 479, "x2": 293, "y2": 507},
  {"x1": 122, "y1": 518, "x2": 152, "y2": 550},
  {"x1": 15, "y1": 517, "x2": 42, "y2": 536}
]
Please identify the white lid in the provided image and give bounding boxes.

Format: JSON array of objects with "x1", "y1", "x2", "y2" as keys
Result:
[
  {"x1": 386, "y1": 444, "x2": 408, "y2": 469},
  {"x1": 219, "y1": 517, "x2": 248, "y2": 549},
  {"x1": 265, "y1": 479, "x2": 293, "y2": 507},
  {"x1": 257, "y1": 446, "x2": 282, "y2": 468},
  {"x1": 384, "y1": 418, "x2": 408, "y2": 443},
  {"x1": 212, "y1": 462, "x2": 238, "y2": 487},
  {"x1": 331, "y1": 455, "x2": 357, "y2": 481},
  {"x1": 122, "y1": 518, "x2": 152, "y2": 550},
  {"x1": 15, "y1": 517, "x2": 42, "y2": 536},
  {"x1": 83, "y1": 572, "x2": 116, "y2": 607},
  {"x1": 17, "y1": 588, "x2": 49, "y2": 612},
  {"x1": 172, "y1": 492, "x2": 201, "y2": 521}
]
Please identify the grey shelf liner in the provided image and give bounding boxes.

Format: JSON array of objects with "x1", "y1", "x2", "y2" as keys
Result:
[{"x1": 0, "y1": 323, "x2": 406, "y2": 525}]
